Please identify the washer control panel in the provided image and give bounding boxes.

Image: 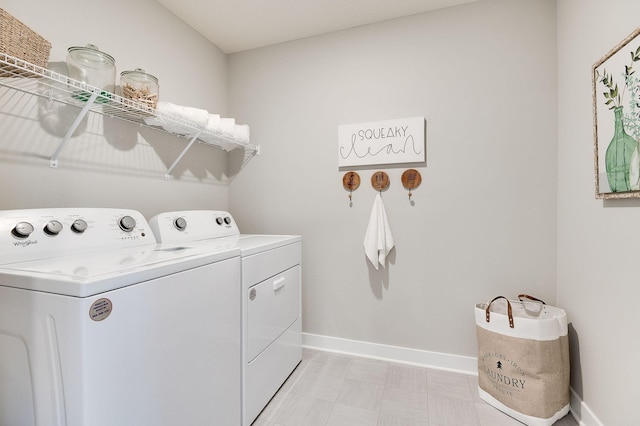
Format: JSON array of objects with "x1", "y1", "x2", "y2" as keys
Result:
[
  {"x1": 0, "y1": 208, "x2": 154, "y2": 264},
  {"x1": 149, "y1": 210, "x2": 240, "y2": 243}
]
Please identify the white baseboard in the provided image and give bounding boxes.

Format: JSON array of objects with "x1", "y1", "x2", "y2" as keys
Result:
[
  {"x1": 302, "y1": 332, "x2": 477, "y2": 375},
  {"x1": 303, "y1": 333, "x2": 604, "y2": 426},
  {"x1": 569, "y1": 388, "x2": 604, "y2": 426}
]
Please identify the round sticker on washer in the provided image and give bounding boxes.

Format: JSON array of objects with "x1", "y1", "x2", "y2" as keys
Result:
[{"x1": 89, "y1": 298, "x2": 113, "y2": 321}]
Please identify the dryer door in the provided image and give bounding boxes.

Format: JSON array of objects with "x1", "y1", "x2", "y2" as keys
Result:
[{"x1": 247, "y1": 265, "x2": 300, "y2": 362}]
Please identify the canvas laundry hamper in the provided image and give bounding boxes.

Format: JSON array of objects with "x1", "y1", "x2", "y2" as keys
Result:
[{"x1": 475, "y1": 295, "x2": 570, "y2": 426}]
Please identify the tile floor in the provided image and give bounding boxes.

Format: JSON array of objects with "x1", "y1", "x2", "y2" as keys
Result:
[{"x1": 252, "y1": 348, "x2": 578, "y2": 426}]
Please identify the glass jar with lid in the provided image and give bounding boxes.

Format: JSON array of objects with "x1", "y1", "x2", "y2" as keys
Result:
[
  {"x1": 120, "y1": 68, "x2": 159, "y2": 109},
  {"x1": 66, "y1": 44, "x2": 116, "y2": 103}
]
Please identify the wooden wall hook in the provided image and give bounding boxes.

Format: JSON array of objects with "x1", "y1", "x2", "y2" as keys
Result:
[
  {"x1": 401, "y1": 169, "x2": 422, "y2": 199},
  {"x1": 371, "y1": 171, "x2": 390, "y2": 191},
  {"x1": 342, "y1": 171, "x2": 361, "y2": 191}
]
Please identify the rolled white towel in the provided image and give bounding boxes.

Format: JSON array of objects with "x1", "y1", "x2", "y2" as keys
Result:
[
  {"x1": 144, "y1": 101, "x2": 208, "y2": 133},
  {"x1": 234, "y1": 124, "x2": 250, "y2": 143},
  {"x1": 200, "y1": 114, "x2": 224, "y2": 145},
  {"x1": 160, "y1": 102, "x2": 209, "y2": 126},
  {"x1": 205, "y1": 113, "x2": 221, "y2": 132},
  {"x1": 219, "y1": 117, "x2": 235, "y2": 137}
]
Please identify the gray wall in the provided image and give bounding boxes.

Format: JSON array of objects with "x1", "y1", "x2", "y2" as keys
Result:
[
  {"x1": 228, "y1": 0, "x2": 558, "y2": 358},
  {"x1": 557, "y1": 0, "x2": 640, "y2": 424},
  {"x1": 229, "y1": 0, "x2": 640, "y2": 423},
  {"x1": 0, "y1": 0, "x2": 231, "y2": 217}
]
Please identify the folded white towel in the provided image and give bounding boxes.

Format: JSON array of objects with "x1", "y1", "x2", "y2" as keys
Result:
[
  {"x1": 144, "y1": 101, "x2": 208, "y2": 133},
  {"x1": 363, "y1": 193, "x2": 395, "y2": 269},
  {"x1": 234, "y1": 124, "x2": 250, "y2": 143}
]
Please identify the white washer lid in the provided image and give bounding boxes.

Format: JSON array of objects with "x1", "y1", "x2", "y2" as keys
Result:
[{"x1": 0, "y1": 243, "x2": 240, "y2": 297}]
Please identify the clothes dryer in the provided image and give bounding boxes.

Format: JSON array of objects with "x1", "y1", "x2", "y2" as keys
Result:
[
  {"x1": 0, "y1": 208, "x2": 241, "y2": 426},
  {"x1": 149, "y1": 210, "x2": 301, "y2": 426}
]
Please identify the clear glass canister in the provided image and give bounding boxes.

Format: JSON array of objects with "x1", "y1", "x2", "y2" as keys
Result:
[
  {"x1": 66, "y1": 44, "x2": 116, "y2": 102},
  {"x1": 120, "y1": 68, "x2": 159, "y2": 109}
]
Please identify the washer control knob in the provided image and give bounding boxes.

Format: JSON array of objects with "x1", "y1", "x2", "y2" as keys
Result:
[
  {"x1": 216, "y1": 217, "x2": 224, "y2": 225},
  {"x1": 174, "y1": 217, "x2": 187, "y2": 231},
  {"x1": 224, "y1": 216, "x2": 232, "y2": 225},
  {"x1": 44, "y1": 220, "x2": 63, "y2": 235},
  {"x1": 118, "y1": 215, "x2": 136, "y2": 232},
  {"x1": 71, "y1": 219, "x2": 88, "y2": 234},
  {"x1": 12, "y1": 222, "x2": 34, "y2": 238}
]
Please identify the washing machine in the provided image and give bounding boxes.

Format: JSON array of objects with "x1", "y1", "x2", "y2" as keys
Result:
[
  {"x1": 0, "y1": 208, "x2": 242, "y2": 426},
  {"x1": 149, "y1": 210, "x2": 301, "y2": 426}
]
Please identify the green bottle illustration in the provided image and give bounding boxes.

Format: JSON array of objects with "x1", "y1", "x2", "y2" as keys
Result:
[{"x1": 605, "y1": 106, "x2": 637, "y2": 192}]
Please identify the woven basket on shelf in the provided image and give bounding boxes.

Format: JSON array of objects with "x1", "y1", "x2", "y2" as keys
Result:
[{"x1": 0, "y1": 8, "x2": 51, "y2": 77}]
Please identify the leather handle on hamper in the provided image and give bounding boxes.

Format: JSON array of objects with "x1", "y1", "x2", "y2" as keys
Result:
[
  {"x1": 485, "y1": 296, "x2": 514, "y2": 328},
  {"x1": 517, "y1": 294, "x2": 546, "y2": 305}
]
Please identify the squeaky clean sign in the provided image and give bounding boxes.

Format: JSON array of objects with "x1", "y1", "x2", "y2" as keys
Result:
[{"x1": 338, "y1": 117, "x2": 425, "y2": 167}]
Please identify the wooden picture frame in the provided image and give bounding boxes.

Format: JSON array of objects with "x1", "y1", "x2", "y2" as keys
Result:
[{"x1": 593, "y1": 28, "x2": 640, "y2": 198}]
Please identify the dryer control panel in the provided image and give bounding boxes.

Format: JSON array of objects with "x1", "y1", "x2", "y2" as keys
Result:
[
  {"x1": 0, "y1": 208, "x2": 154, "y2": 264},
  {"x1": 149, "y1": 210, "x2": 240, "y2": 243}
]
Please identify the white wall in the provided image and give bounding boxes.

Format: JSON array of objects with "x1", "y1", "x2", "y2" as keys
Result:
[
  {"x1": 557, "y1": 0, "x2": 640, "y2": 425},
  {"x1": 0, "y1": 0, "x2": 231, "y2": 217},
  {"x1": 228, "y1": 0, "x2": 558, "y2": 359}
]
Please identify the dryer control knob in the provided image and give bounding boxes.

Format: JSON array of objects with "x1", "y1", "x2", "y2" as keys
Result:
[
  {"x1": 71, "y1": 219, "x2": 88, "y2": 233},
  {"x1": 174, "y1": 217, "x2": 187, "y2": 231},
  {"x1": 224, "y1": 216, "x2": 232, "y2": 225},
  {"x1": 12, "y1": 221, "x2": 34, "y2": 238},
  {"x1": 44, "y1": 220, "x2": 63, "y2": 235},
  {"x1": 118, "y1": 215, "x2": 136, "y2": 232},
  {"x1": 216, "y1": 217, "x2": 224, "y2": 225}
]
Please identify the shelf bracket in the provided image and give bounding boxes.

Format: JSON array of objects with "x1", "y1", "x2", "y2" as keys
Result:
[
  {"x1": 49, "y1": 91, "x2": 99, "y2": 168},
  {"x1": 165, "y1": 132, "x2": 202, "y2": 179}
]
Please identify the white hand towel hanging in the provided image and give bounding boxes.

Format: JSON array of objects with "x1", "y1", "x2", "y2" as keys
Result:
[{"x1": 363, "y1": 193, "x2": 395, "y2": 269}]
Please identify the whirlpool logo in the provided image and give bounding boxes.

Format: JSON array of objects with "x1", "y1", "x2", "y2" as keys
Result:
[{"x1": 13, "y1": 239, "x2": 38, "y2": 247}]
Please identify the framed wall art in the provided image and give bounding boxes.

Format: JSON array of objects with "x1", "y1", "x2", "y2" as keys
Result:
[
  {"x1": 593, "y1": 27, "x2": 640, "y2": 198},
  {"x1": 338, "y1": 117, "x2": 425, "y2": 168}
]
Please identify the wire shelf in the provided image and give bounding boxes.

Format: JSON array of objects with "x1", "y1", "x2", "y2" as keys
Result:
[{"x1": 0, "y1": 52, "x2": 259, "y2": 177}]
